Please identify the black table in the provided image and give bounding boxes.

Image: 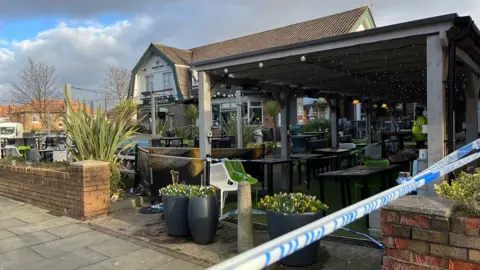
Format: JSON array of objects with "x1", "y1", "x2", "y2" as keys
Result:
[
  {"x1": 38, "y1": 149, "x2": 54, "y2": 162},
  {"x1": 312, "y1": 148, "x2": 353, "y2": 169},
  {"x1": 317, "y1": 165, "x2": 400, "y2": 227},
  {"x1": 152, "y1": 137, "x2": 183, "y2": 147},
  {"x1": 290, "y1": 153, "x2": 323, "y2": 190},
  {"x1": 261, "y1": 159, "x2": 294, "y2": 195}
]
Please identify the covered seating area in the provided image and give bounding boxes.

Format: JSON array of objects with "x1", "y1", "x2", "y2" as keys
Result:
[{"x1": 192, "y1": 14, "x2": 480, "y2": 235}]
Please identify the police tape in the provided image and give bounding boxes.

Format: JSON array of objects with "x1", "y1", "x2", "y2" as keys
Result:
[
  {"x1": 207, "y1": 151, "x2": 480, "y2": 270},
  {"x1": 219, "y1": 209, "x2": 385, "y2": 249}
]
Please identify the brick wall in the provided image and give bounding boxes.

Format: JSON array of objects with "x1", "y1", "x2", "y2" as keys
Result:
[
  {"x1": 0, "y1": 160, "x2": 110, "y2": 219},
  {"x1": 381, "y1": 196, "x2": 480, "y2": 270}
]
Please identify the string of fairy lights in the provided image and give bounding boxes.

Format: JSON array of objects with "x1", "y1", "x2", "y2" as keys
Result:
[{"x1": 213, "y1": 43, "x2": 470, "y2": 104}]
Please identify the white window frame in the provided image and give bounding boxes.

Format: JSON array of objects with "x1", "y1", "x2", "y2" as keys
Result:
[
  {"x1": 163, "y1": 72, "x2": 173, "y2": 90},
  {"x1": 248, "y1": 100, "x2": 263, "y2": 126},
  {"x1": 32, "y1": 114, "x2": 40, "y2": 123},
  {"x1": 145, "y1": 75, "x2": 154, "y2": 92}
]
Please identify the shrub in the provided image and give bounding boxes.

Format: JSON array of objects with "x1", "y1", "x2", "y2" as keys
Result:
[
  {"x1": 188, "y1": 185, "x2": 216, "y2": 198},
  {"x1": 258, "y1": 192, "x2": 328, "y2": 214},
  {"x1": 435, "y1": 169, "x2": 480, "y2": 216},
  {"x1": 159, "y1": 184, "x2": 190, "y2": 197},
  {"x1": 221, "y1": 118, "x2": 259, "y2": 145},
  {"x1": 302, "y1": 117, "x2": 330, "y2": 133}
]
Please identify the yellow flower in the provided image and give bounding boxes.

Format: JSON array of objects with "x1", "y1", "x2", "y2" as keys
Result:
[{"x1": 311, "y1": 207, "x2": 317, "y2": 212}]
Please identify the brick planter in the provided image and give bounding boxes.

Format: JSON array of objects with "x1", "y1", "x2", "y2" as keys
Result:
[
  {"x1": 0, "y1": 160, "x2": 110, "y2": 219},
  {"x1": 381, "y1": 196, "x2": 480, "y2": 270}
]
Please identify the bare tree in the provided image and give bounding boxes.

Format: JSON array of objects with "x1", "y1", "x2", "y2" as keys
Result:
[
  {"x1": 101, "y1": 65, "x2": 131, "y2": 101},
  {"x1": 11, "y1": 57, "x2": 60, "y2": 130}
]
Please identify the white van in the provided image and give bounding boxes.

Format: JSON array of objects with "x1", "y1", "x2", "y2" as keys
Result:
[{"x1": 0, "y1": 123, "x2": 24, "y2": 139}]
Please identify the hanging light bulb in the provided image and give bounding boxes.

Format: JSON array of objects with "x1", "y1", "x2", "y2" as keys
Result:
[
  {"x1": 224, "y1": 68, "x2": 229, "y2": 74},
  {"x1": 352, "y1": 99, "x2": 360, "y2": 105},
  {"x1": 381, "y1": 103, "x2": 388, "y2": 109},
  {"x1": 258, "y1": 62, "x2": 264, "y2": 68},
  {"x1": 300, "y1": 56, "x2": 306, "y2": 62}
]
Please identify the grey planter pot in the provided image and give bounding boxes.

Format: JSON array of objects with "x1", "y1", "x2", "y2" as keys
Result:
[
  {"x1": 188, "y1": 195, "x2": 219, "y2": 245},
  {"x1": 163, "y1": 195, "x2": 190, "y2": 237},
  {"x1": 266, "y1": 211, "x2": 323, "y2": 267}
]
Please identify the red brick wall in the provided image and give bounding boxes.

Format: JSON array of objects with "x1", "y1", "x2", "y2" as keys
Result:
[
  {"x1": 0, "y1": 160, "x2": 110, "y2": 219},
  {"x1": 381, "y1": 207, "x2": 480, "y2": 269}
]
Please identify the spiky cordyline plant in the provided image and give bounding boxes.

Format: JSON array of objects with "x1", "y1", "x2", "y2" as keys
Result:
[{"x1": 61, "y1": 94, "x2": 141, "y2": 194}]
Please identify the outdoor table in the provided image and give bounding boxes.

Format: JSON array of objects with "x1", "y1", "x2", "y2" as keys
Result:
[
  {"x1": 290, "y1": 153, "x2": 323, "y2": 190},
  {"x1": 38, "y1": 149, "x2": 54, "y2": 162},
  {"x1": 381, "y1": 131, "x2": 412, "y2": 153},
  {"x1": 312, "y1": 148, "x2": 352, "y2": 170},
  {"x1": 152, "y1": 137, "x2": 183, "y2": 147},
  {"x1": 317, "y1": 164, "x2": 400, "y2": 227},
  {"x1": 261, "y1": 159, "x2": 294, "y2": 195}
]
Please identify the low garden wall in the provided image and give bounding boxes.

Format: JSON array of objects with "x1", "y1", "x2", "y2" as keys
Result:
[
  {"x1": 381, "y1": 195, "x2": 479, "y2": 269},
  {"x1": 0, "y1": 160, "x2": 110, "y2": 219}
]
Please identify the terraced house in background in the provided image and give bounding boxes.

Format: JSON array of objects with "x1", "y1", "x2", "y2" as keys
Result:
[{"x1": 129, "y1": 6, "x2": 376, "y2": 132}]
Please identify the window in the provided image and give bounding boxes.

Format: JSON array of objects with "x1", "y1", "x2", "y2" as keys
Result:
[
  {"x1": 32, "y1": 114, "x2": 40, "y2": 123},
  {"x1": 249, "y1": 101, "x2": 263, "y2": 125},
  {"x1": 163, "y1": 72, "x2": 173, "y2": 89},
  {"x1": 145, "y1": 75, "x2": 154, "y2": 92},
  {"x1": 212, "y1": 104, "x2": 221, "y2": 127}
]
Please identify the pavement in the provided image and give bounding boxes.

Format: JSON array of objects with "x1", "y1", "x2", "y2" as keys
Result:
[{"x1": 0, "y1": 196, "x2": 205, "y2": 270}]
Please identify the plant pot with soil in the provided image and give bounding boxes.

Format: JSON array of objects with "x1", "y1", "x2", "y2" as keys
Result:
[
  {"x1": 258, "y1": 192, "x2": 329, "y2": 267},
  {"x1": 160, "y1": 184, "x2": 190, "y2": 237},
  {"x1": 188, "y1": 185, "x2": 219, "y2": 245}
]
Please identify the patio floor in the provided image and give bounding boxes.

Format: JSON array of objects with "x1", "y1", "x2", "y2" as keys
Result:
[{"x1": 87, "y1": 196, "x2": 384, "y2": 269}]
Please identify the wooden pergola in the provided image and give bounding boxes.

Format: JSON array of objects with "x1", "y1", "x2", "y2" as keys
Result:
[{"x1": 193, "y1": 14, "x2": 480, "y2": 195}]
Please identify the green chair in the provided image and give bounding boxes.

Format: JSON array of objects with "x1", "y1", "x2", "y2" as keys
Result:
[
  {"x1": 17, "y1": 145, "x2": 31, "y2": 159},
  {"x1": 223, "y1": 160, "x2": 259, "y2": 206}
]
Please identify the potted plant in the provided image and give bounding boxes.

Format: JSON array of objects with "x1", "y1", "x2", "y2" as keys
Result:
[
  {"x1": 258, "y1": 192, "x2": 328, "y2": 267},
  {"x1": 160, "y1": 184, "x2": 190, "y2": 237},
  {"x1": 187, "y1": 185, "x2": 219, "y2": 244}
]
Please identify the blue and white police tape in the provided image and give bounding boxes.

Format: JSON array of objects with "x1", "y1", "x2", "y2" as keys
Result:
[
  {"x1": 219, "y1": 209, "x2": 385, "y2": 249},
  {"x1": 416, "y1": 138, "x2": 480, "y2": 179},
  {"x1": 207, "y1": 151, "x2": 480, "y2": 270}
]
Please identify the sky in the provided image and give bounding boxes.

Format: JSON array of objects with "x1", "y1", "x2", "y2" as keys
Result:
[{"x1": 0, "y1": 0, "x2": 479, "y2": 107}]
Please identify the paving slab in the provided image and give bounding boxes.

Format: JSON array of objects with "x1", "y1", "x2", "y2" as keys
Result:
[
  {"x1": 151, "y1": 259, "x2": 205, "y2": 270},
  {"x1": 30, "y1": 231, "x2": 115, "y2": 258},
  {"x1": 17, "y1": 212, "x2": 59, "y2": 224},
  {"x1": 87, "y1": 238, "x2": 142, "y2": 258},
  {"x1": 0, "y1": 248, "x2": 43, "y2": 268},
  {"x1": 0, "y1": 205, "x2": 47, "y2": 221},
  {"x1": 5, "y1": 247, "x2": 108, "y2": 270},
  {"x1": 0, "y1": 219, "x2": 27, "y2": 229},
  {"x1": 7, "y1": 216, "x2": 76, "y2": 235},
  {"x1": 0, "y1": 229, "x2": 15, "y2": 240},
  {"x1": 77, "y1": 248, "x2": 175, "y2": 270},
  {"x1": 46, "y1": 224, "x2": 92, "y2": 238},
  {"x1": 0, "y1": 231, "x2": 58, "y2": 253}
]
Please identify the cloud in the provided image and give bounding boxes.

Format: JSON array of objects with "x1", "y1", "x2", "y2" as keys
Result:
[{"x1": 1, "y1": 0, "x2": 479, "y2": 107}]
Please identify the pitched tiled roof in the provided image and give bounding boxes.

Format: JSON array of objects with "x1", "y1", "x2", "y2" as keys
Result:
[
  {"x1": 152, "y1": 6, "x2": 369, "y2": 65},
  {"x1": 191, "y1": 6, "x2": 369, "y2": 63},
  {"x1": 152, "y1": 44, "x2": 192, "y2": 66}
]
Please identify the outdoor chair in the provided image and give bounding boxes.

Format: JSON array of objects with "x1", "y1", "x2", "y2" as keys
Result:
[
  {"x1": 364, "y1": 143, "x2": 382, "y2": 160},
  {"x1": 226, "y1": 160, "x2": 259, "y2": 206},
  {"x1": 26, "y1": 149, "x2": 42, "y2": 162},
  {"x1": 292, "y1": 137, "x2": 307, "y2": 153},
  {"x1": 4, "y1": 147, "x2": 21, "y2": 158},
  {"x1": 209, "y1": 163, "x2": 238, "y2": 216}
]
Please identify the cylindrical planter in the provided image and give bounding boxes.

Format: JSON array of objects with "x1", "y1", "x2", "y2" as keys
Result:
[
  {"x1": 188, "y1": 195, "x2": 219, "y2": 245},
  {"x1": 163, "y1": 195, "x2": 190, "y2": 237},
  {"x1": 266, "y1": 211, "x2": 323, "y2": 267}
]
